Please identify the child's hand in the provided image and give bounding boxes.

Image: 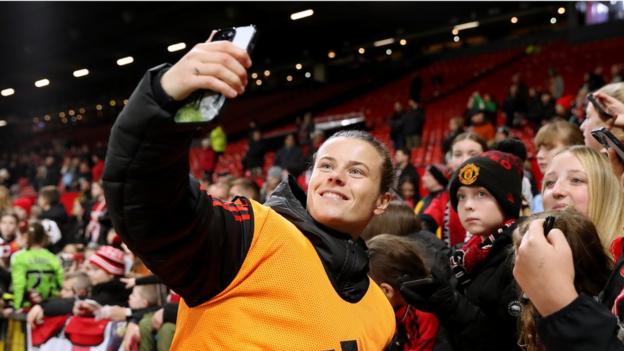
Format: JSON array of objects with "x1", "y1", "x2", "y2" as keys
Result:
[
  {"x1": 27, "y1": 305, "x2": 44, "y2": 328},
  {"x1": 120, "y1": 277, "x2": 136, "y2": 289},
  {"x1": 151, "y1": 308, "x2": 164, "y2": 330},
  {"x1": 73, "y1": 300, "x2": 99, "y2": 316}
]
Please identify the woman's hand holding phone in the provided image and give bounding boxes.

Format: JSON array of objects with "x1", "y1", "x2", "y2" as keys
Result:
[
  {"x1": 594, "y1": 92, "x2": 624, "y2": 128},
  {"x1": 160, "y1": 38, "x2": 252, "y2": 101}
]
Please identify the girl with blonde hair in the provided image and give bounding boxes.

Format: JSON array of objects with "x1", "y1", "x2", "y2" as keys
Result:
[{"x1": 541, "y1": 145, "x2": 624, "y2": 256}]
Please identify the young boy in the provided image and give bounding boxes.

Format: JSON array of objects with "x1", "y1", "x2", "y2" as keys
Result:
[{"x1": 400, "y1": 150, "x2": 524, "y2": 351}]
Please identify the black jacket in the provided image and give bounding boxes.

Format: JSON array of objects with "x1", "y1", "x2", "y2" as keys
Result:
[
  {"x1": 408, "y1": 226, "x2": 521, "y2": 351},
  {"x1": 103, "y1": 64, "x2": 372, "y2": 308},
  {"x1": 536, "y1": 254, "x2": 624, "y2": 350}
]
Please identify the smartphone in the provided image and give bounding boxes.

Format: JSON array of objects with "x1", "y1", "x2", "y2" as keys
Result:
[
  {"x1": 174, "y1": 25, "x2": 257, "y2": 124},
  {"x1": 587, "y1": 94, "x2": 615, "y2": 121},
  {"x1": 591, "y1": 127, "x2": 624, "y2": 162}
]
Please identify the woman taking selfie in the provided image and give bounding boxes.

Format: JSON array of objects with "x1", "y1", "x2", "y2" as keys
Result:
[{"x1": 103, "y1": 36, "x2": 396, "y2": 349}]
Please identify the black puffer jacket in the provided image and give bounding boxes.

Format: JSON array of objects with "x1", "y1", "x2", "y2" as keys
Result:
[
  {"x1": 102, "y1": 64, "x2": 372, "y2": 307},
  {"x1": 403, "y1": 226, "x2": 521, "y2": 351}
]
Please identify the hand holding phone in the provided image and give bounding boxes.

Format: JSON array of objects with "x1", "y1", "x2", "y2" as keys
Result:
[
  {"x1": 591, "y1": 127, "x2": 624, "y2": 163},
  {"x1": 172, "y1": 25, "x2": 257, "y2": 124},
  {"x1": 587, "y1": 93, "x2": 615, "y2": 121},
  {"x1": 160, "y1": 26, "x2": 254, "y2": 104}
]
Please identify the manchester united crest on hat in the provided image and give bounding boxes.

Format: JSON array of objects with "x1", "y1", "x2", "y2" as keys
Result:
[{"x1": 458, "y1": 163, "x2": 479, "y2": 185}]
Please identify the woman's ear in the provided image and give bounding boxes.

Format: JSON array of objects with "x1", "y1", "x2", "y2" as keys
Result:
[
  {"x1": 379, "y1": 282, "x2": 396, "y2": 300},
  {"x1": 373, "y1": 192, "x2": 392, "y2": 216}
]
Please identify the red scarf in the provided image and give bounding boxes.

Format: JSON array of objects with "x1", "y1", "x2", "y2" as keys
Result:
[{"x1": 450, "y1": 219, "x2": 515, "y2": 288}]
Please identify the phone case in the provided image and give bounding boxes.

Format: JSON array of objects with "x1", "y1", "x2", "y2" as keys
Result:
[{"x1": 174, "y1": 25, "x2": 257, "y2": 124}]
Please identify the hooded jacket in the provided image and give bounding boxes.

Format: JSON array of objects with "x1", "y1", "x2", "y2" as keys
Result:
[{"x1": 102, "y1": 64, "x2": 394, "y2": 350}]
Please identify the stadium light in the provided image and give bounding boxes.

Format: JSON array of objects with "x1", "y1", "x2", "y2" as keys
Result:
[
  {"x1": 358, "y1": 48, "x2": 365, "y2": 54},
  {"x1": 558, "y1": 7, "x2": 566, "y2": 14},
  {"x1": 73, "y1": 69, "x2": 89, "y2": 78},
  {"x1": 286, "y1": 75, "x2": 293, "y2": 82},
  {"x1": 116, "y1": 56, "x2": 134, "y2": 66},
  {"x1": 295, "y1": 63, "x2": 302, "y2": 70},
  {"x1": 399, "y1": 39, "x2": 407, "y2": 46},
  {"x1": 385, "y1": 49, "x2": 392, "y2": 55},
  {"x1": 374, "y1": 38, "x2": 395, "y2": 47},
  {"x1": 1, "y1": 88, "x2": 14, "y2": 97},
  {"x1": 290, "y1": 9, "x2": 314, "y2": 21},
  {"x1": 453, "y1": 36, "x2": 460, "y2": 42},
  {"x1": 511, "y1": 16, "x2": 518, "y2": 24},
  {"x1": 35, "y1": 79, "x2": 50, "y2": 88},
  {"x1": 328, "y1": 51, "x2": 336, "y2": 59},
  {"x1": 550, "y1": 17, "x2": 557, "y2": 24},
  {"x1": 0, "y1": 120, "x2": 6, "y2": 127},
  {"x1": 453, "y1": 21, "x2": 479, "y2": 32},
  {"x1": 167, "y1": 42, "x2": 186, "y2": 52}
]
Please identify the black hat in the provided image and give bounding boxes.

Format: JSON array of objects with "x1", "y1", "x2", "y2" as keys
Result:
[
  {"x1": 449, "y1": 151, "x2": 524, "y2": 219},
  {"x1": 426, "y1": 164, "x2": 451, "y2": 188}
]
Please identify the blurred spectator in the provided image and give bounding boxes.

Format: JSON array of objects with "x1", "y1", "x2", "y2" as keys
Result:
[
  {"x1": 503, "y1": 83, "x2": 528, "y2": 127},
  {"x1": 415, "y1": 164, "x2": 450, "y2": 216},
  {"x1": 43, "y1": 156, "x2": 61, "y2": 188},
  {"x1": 394, "y1": 148, "x2": 420, "y2": 201},
  {"x1": 0, "y1": 169, "x2": 9, "y2": 187},
  {"x1": 242, "y1": 129, "x2": 266, "y2": 177},
  {"x1": 37, "y1": 186, "x2": 69, "y2": 252},
  {"x1": 207, "y1": 182, "x2": 230, "y2": 201},
  {"x1": 198, "y1": 137, "x2": 216, "y2": 181},
  {"x1": 442, "y1": 117, "x2": 465, "y2": 155},
  {"x1": 586, "y1": 66, "x2": 606, "y2": 92},
  {"x1": 580, "y1": 82, "x2": 624, "y2": 152},
  {"x1": 91, "y1": 153, "x2": 105, "y2": 183},
  {"x1": 390, "y1": 101, "x2": 406, "y2": 150},
  {"x1": 367, "y1": 234, "x2": 440, "y2": 351},
  {"x1": 0, "y1": 186, "x2": 11, "y2": 213},
  {"x1": 539, "y1": 91, "x2": 557, "y2": 122},
  {"x1": 229, "y1": 178, "x2": 261, "y2": 201},
  {"x1": 526, "y1": 88, "x2": 544, "y2": 126},
  {"x1": 612, "y1": 63, "x2": 623, "y2": 83},
  {"x1": 555, "y1": 95, "x2": 574, "y2": 120},
  {"x1": 467, "y1": 111, "x2": 495, "y2": 142},
  {"x1": 10, "y1": 221, "x2": 64, "y2": 309},
  {"x1": 261, "y1": 166, "x2": 283, "y2": 202},
  {"x1": 494, "y1": 126, "x2": 510, "y2": 144},
  {"x1": 273, "y1": 134, "x2": 305, "y2": 177},
  {"x1": 548, "y1": 67, "x2": 565, "y2": 99},
  {"x1": 209, "y1": 124, "x2": 227, "y2": 167},
  {"x1": 85, "y1": 181, "x2": 108, "y2": 245},
  {"x1": 296, "y1": 112, "x2": 315, "y2": 150},
  {"x1": 398, "y1": 178, "x2": 419, "y2": 210},
  {"x1": 402, "y1": 99, "x2": 425, "y2": 149}
]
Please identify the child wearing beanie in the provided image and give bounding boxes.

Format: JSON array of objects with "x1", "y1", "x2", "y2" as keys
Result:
[
  {"x1": 27, "y1": 246, "x2": 131, "y2": 321},
  {"x1": 399, "y1": 150, "x2": 524, "y2": 351},
  {"x1": 414, "y1": 164, "x2": 451, "y2": 216}
]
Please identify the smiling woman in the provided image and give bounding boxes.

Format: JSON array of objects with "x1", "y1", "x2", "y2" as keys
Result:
[
  {"x1": 103, "y1": 40, "x2": 396, "y2": 350},
  {"x1": 541, "y1": 145, "x2": 624, "y2": 256}
]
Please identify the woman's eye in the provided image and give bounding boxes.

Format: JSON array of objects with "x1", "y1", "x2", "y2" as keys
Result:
[
  {"x1": 478, "y1": 191, "x2": 487, "y2": 197},
  {"x1": 571, "y1": 177, "x2": 585, "y2": 184},
  {"x1": 319, "y1": 163, "x2": 332, "y2": 170},
  {"x1": 349, "y1": 168, "x2": 364, "y2": 176},
  {"x1": 543, "y1": 180, "x2": 554, "y2": 188}
]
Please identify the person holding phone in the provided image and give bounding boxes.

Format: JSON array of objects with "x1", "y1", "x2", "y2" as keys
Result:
[
  {"x1": 103, "y1": 31, "x2": 396, "y2": 350},
  {"x1": 580, "y1": 83, "x2": 624, "y2": 152}
]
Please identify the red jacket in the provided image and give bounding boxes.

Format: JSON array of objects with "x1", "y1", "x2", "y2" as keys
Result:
[
  {"x1": 422, "y1": 191, "x2": 466, "y2": 246},
  {"x1": 395, "y1": 305, "x2": 439, "y2": 351}
]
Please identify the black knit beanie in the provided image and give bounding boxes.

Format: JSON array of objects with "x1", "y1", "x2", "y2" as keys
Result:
[
  {"x1": 449, "y1": 151, "x2": 524, "y2": 219},
  {"x1": 426, "y1": 164, "x2": 450, "y2": 188}
]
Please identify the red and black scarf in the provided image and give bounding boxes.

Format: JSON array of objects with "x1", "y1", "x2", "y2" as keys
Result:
[{"x1": 450, "y1": 219, "x2": 515, "y2": 288}]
